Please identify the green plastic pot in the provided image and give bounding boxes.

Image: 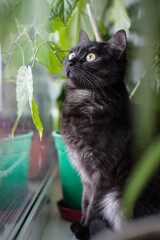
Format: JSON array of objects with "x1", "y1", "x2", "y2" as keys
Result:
[
  {"x1": 0, "y1": 131, "x2": 33, "y2": 211},
  {"x1": 52, "y1": 131, "x2": 82, "y2": 210}
]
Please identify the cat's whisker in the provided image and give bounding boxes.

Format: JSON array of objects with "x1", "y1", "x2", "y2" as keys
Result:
[
  {"x1": 83, "y1": 72, "x2": 107, "y2": 99},
  {"x1": 74, "y1": 66, "x2": 121, "y2": 101},
  {"x1": 89, "y1": 72, "x2": 121, "y2": 98},
  {"x1": 72, "y1": 68, "x2": 93, "y2": 92},
  {"x1": 75, "y1": 67, "x2": 107, "y2": 98},
  {"x1": 79, "y1": 75, "x2": 98, "y2": 103},
  {"x1": 73, "y1": 67, "x2": 98, "y2": 96}
]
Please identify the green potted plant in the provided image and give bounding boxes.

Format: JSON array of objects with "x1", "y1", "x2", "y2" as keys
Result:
[
  {"x1": 51, "y1": 84, "x2": 83, "y2": 215},
  {"x1": 0, "y1": 128, "x2": 33, "y2": 212},
  {"x1": 0, "y1": 115, "x2": 33, "y2": 212}
]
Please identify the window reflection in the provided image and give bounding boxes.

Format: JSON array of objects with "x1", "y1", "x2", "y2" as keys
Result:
[{"x1": 0, "y1": 51, "x2": 56, "y2": 240}]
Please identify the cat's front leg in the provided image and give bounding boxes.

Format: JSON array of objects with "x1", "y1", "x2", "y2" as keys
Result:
[
  {"x1": 70, "y1": 181, "x2": 91, "y2": 239},
  {"x1": 80, "y1": 181, "x2": 91, "y2": 225},
  {"x1": 70, "y1": 179, "x2": 105, "y2": 239},
  {"x1": 82, "y1": 177, "x2": 113, "y2": 229}
]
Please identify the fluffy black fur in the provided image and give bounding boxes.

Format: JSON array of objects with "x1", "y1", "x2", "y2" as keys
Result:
[{"x1": 60, "y1": 30, "x2": 160, "y2": 240}]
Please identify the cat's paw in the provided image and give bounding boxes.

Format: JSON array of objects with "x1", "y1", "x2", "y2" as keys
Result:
[
  {"x1": 70, "y1": 221, "x2": 81, "y2": 233},
  {"x1": 70, "y1": 222, "x2": 89, "y2": 240},
  {"x1": 75, "y1": 226, "x2": 89, "y2": 240}
]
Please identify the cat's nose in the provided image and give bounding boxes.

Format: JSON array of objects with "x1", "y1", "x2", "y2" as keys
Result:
[
  {"x1": 69, "y1": 60, "x2": 75, "y2": 66},
  {"x1": 69, "y1": 56, "x2": 78, "y2": 66},
  {"x1": 69, "y1": 59, "x2": 80, "y2": 68}
]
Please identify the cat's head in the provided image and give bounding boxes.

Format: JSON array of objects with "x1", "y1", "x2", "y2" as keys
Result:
[{"x1": 63, "y1": 30, "x2": 127, "y2": 89}]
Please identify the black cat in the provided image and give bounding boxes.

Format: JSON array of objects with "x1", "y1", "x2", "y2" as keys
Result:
[{"x1": 60, "y1": 30, "x2": 160, "y2": 240}]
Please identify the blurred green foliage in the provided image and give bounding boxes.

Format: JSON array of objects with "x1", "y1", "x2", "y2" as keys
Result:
[
  {"x1": 123, "y1": 0, "x2": 160, "y2": 218},
  {"x1": 123, "y1": 136, "x2": 160, "y2": 218}
]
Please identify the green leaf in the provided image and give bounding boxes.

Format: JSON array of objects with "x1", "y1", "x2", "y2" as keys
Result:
[
  {"x1": 34, "y1": 39, "x2": 67, "y2": 74},
  {"x1": 16, "y1": 65, "x2": 33, "y2": 118},
  {"x1": 12, "y1": 65, "x2": 33, "y2": 137},
  {"x1": 12, "y1": 65, "x2": 43, "y2": 139},
  {"x1": 32, "y1": 98, "x2": 43, "y2": 140},
  {"x1": 49, "y1": 8, "x2": 58, "y2": 19},
  {"x1": 58, "y1": 0, "x2": 94, "y2": 49},
  {"x1": 123, "y1": 136, "x2": 160, "y2": 218},
  {"x1": 47, "y1": 0, "x2": 78, "y2": 24},
  {"x1": 45, "y1": 16, "x2": 65, "y2": 33},
  {"x1": 108, "y1": 0, "x2": 131, "y2": 36}
]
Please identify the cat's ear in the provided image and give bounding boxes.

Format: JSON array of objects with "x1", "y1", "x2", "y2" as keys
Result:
[
  {"x1": 108, "y1": 30, "x2": 127, "y2": 57},
  {"x1": 79, "y1": 29, "x2": 90, "y2": 43}
]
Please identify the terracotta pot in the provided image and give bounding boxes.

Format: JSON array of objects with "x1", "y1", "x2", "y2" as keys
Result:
[{"x1": 29, "y1": 132, "x2": 49, "y2": 179}]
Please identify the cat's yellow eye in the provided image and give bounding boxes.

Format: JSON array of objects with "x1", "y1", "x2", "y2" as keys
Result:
[
  {"x1": 68, "y1": 52, "x2": 75, "y2": 60},
  {"x1": 86, "y1": 53, "x2": 96, "y2": 62}
]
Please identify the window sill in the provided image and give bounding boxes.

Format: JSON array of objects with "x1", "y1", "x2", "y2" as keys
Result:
[{"x1": 0, "y1": 158, "x2": 58, "y2": 240}]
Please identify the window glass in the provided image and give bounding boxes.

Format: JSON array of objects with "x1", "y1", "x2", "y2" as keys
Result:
[{"x1": 0, "y1": 1, "x2": 59, "y2": 238}]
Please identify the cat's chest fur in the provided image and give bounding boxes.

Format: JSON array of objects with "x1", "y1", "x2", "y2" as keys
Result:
[
  {"x1": 64, "y1": 88, "x2": 105, "y2": 115},
  {"x1": 61, "y1": 88, "x2": 108, "y2": 179},
  {"x1": 61, "y1": 89, "x2": 107, "y2": 135}
]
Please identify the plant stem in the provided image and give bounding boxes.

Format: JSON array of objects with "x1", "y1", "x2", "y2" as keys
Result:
[
  {"x1": 129, "y1": 80, "x2": 141, "y2": 99},
  {"x1": 14, "y1": 42, "x2": 25, "y2": 66},
  {"x1": 31, "y1": 41, "x2": 48, "y2": 69},
  {"x1": 130, "y1": 71, "x2": 146, "y2": 99},
  {"x1": 12, "y1": 13, "x2": 21, "y2": 35},
  {"x1": 129, "y1": 59, "x2": 159, "y2": 99},
  {"x1": 2, "y1": 32, "x2": 27, "y2": 77},
  {"x1": 47, "y1": 43, "x2": 63, "y2": 66},
  {"x1": 35, "y1": 31, "x2": 68, "y2": 67},
  {"x1": 86, "y1": 3, "x2": 102, "y2": 42},
  {"x1": 31, "y1": 41, "x2": 69, "y2": 70}
]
